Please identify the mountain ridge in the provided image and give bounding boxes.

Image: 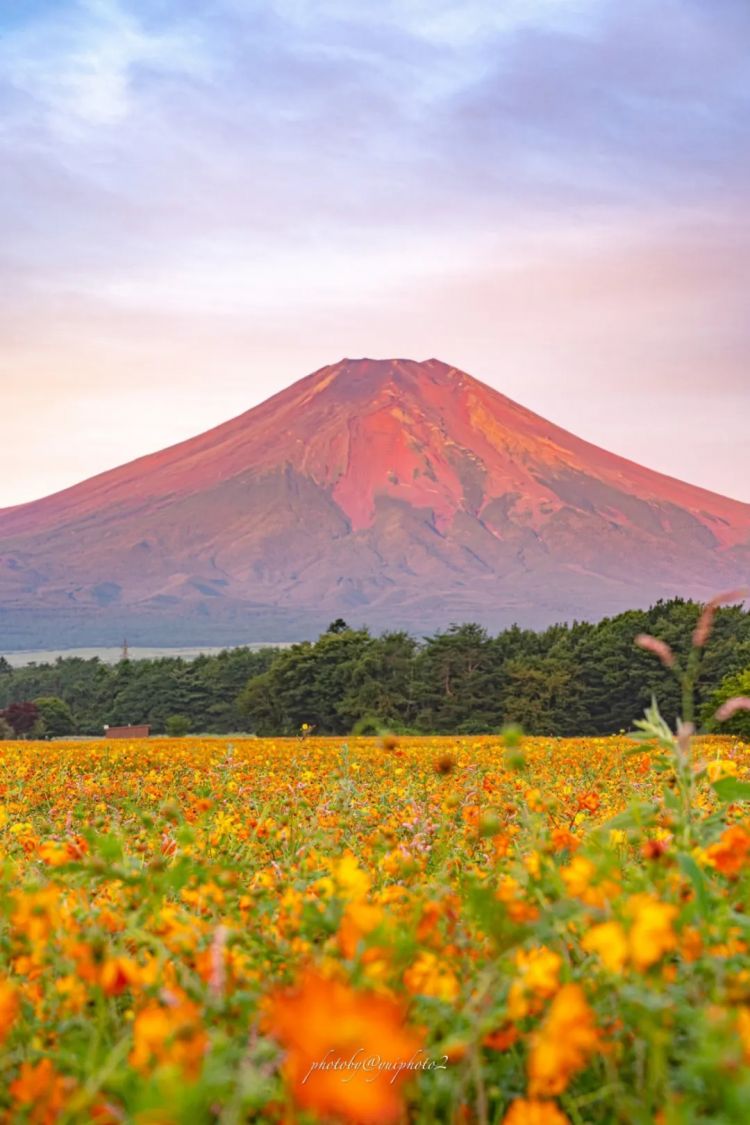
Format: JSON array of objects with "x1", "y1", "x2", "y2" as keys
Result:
[{"x1": 0, "y1": 357, "x2": 748, "y2": 647}]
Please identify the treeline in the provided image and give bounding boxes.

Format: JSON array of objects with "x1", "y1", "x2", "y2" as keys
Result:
[
  {"x1": 1, "y1": 598, "x2": 747, "y2": 738},
  {"x1": 0, "y1": 647, "x2": 276, "y2": 737},
  {"x1": 238, "y1": 602, "x2": 750, "y2": 736}
]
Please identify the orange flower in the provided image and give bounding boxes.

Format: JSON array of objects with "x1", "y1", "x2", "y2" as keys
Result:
[
  {"x1": 130, "y1": 990, "x2": 207, "y2": 1079},
  {"x1": 528, "y1": 985, "x2": 599, "y2": 1097},
  {"x1": 641, "y1": 838, "x2": 670, "y2": 861},
  {"x1": 737, "y1": 1008, "x2": 750, "y2": 1062},
  {"x1": 38, "y1": 839, "x2": 70, "y2": 867},
  {"x1": 38, "y1": 835, "x2": 89, "y2": 866},
  {"x1": 680, "y1": 927, "x2": 703, "y2": 963},
  {"x1": 549, "y1": 828, "x2": 580, "y2": 854},
  {"x1": 66, "y1": 940, "x2": 139, "y2": 993},
  {"x1": 416, "y1": 900, "x2": 448, "y2": 943},
  {"x1": 706, "y1": 826, "x2": 750, "y2": 878},
  {"x1": 9, "y1": 1059, "x2": 75, "y2": 1124},
  {"x1": 577, "y1": 792, "x2": 600, "y2": 814},
  {"x1": 462, "y1": 804, "x2": 481, "y2": 827},
  {"x1": 11, "y1": 887, "x2": 62, "y2": 944},
  {"x1": 525, "y1": 789, "x2": 545, "y2": 813},
  {"x1": 337, "y1": 901, "x2": 386, "y2": 960},
  {"x1": 560, "y1": 856, "x2": 618, "y2": 908},
  {"x1": 66, "y1": 834, "x2": 89, "y2": 860},
  {"x1": 264, "y1": 968, "x2": 424, "y2": 1124},
  {"x1": 497, "y1": 876, "x2": 540, "y2": 924},
  {"x1": 0, "y1": 978, "x2": 18, "y2": 1043},
  {"x1": 100, "y1": 956, "x2": 140, "y2": 997},
  {"x1": 89, "y1": 1099, "x2": 126, "y2": 1124},
  {"x1": 503, "y1": 1099, "x2": 570, "y2": 1125},
  {"x1": 483, "y1": 1024, "x2": 518, "y2": 1052}
]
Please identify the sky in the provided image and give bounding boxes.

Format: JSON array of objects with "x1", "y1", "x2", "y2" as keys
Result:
[{"x1": 1, "y1": 0, "x2": 749, "y2": 507}]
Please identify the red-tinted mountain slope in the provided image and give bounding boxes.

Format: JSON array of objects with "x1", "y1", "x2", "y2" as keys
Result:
[{"x1": 0, "y1": 358, "x2": 748, "y2": 645}]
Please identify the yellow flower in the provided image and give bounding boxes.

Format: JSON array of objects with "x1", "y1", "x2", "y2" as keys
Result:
[
  {"x1": 404, "y1": 951, "x2": 460, "y2": 1002},
  {"x1": 525, "y1": 851, "x2": 542, "y2": 879},
  {"x1": 626, "y1": 895, "x2": 678, "y2": 971},
  {"x1": 334, "y1": 852, "x2": 371, "y2": 900},
  {"x1": 560, "y1": 855, "x2": 618, "y2": 907},
  {"x1": 38, "y1": 840, "x2": 70, "y2": 867},
  {"x1": 582, "y1": 921, "x2": 629, "y2": 974},
  {"x1": 706, "y1": 759, "x2": 738, "y2": 782},
  {"x1": 508, "y1": 946, "x2": 562, "y2": 1020},
  {"x1": 522, "y1": 946, "x2": 561, "y2": 990},
  {"x1": 560, "y1": 856, "x2": 595, "y2": 898}
]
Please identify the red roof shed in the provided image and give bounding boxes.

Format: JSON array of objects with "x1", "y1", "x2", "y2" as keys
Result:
[{"x1": 104, "y1": 724, "x2": 151, "y2": 739}]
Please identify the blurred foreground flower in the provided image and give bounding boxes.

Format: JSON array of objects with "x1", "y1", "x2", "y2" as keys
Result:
[
  {"x1": 9, "y1": 1059, "x2": 75, "y2": 1124},
  {"x1": 528, "y1": 984, "x2": 599, "y2": 1097},
  {"x1": 264, "y1": 968, "x2": 424, "y2": 1123},
  {"x1": 0, "y1": 978, "x2": 18, "y2": 1043},
  {"x1": 130, "y1": 990, "x2": 207, "y2": 1079},
  {"x1": 503, "y1": 1099, "x2": 570, "y2": 1125}
]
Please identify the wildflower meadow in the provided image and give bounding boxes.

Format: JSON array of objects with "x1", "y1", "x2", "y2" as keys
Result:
[{"x1": 1, "y1": 612, "x2": 750, "y2": 1122}]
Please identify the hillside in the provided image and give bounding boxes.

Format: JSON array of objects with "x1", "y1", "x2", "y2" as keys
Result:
[{"x1": 1, "y1": 357, "x2": 748, "y2": 646}]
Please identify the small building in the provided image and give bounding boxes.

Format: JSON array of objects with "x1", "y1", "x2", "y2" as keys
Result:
[{"x1": 104, "y1": 724, "x2": 151, "y2": 739}]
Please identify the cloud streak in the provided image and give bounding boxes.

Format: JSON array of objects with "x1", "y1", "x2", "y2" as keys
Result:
[{"x1": 0, "y1": 0, "x2": 748, "y2": 505}]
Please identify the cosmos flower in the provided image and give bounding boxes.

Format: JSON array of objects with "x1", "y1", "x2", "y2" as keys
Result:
[
  {"x1": 264, "y1": 968, "x2": 424, "y2": 1123},
  {"x1": 528, "y1": 985, "x2": 600, "y2": 1097},
  {"x1": 503, "y1": 1099, "x2": 571, "y2": 1125},
  {"x1": 130, "y1": 991, "x2": 208, "y2": 1078}
]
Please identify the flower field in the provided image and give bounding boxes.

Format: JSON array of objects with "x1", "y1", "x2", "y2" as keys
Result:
[{"x1": 1, "y1": 730, "x2": 750, "y2": 1123}]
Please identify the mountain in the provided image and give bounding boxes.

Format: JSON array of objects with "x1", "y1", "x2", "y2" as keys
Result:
[{"x1": 1, "y1": 357, "x2": 748, "y2": 647}]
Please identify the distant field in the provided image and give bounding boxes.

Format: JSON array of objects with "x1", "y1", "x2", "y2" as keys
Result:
[
  {"x1": 0, "y1": 733, "x2": 749, "y2": 1122},
  {"x1": 3, "y1": 643, "x2": 289, "y2": 667}
]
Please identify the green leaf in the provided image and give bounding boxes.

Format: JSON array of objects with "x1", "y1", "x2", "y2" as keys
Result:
[
  {"x1": 711, "y1": 778, "x2": 750, "y2": 802},
  {"x1": 662, "y1": 786, "x2": 681, "y2": 812},
  {"x1": 94, "y1": 832, "x2": 123, "y2": 862},
  {"x1": 598, "y1": 802, "x2": 658, "y2": 833},
  {"x1": 677, "y1": 853, "x2": 711, "y2": 916}
]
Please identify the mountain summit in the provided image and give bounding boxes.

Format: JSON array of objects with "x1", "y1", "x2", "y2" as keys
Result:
[{"x1": 1, "y1": 358, "x2": 748, "y2": 646}]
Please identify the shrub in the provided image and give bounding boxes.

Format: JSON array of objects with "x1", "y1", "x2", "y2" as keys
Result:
[
  {"x1": 0, "y1": 701, "x2": 40, "y2": 738},
  {"x1": 34, "y1": 697, "x2": 75, "y2": 738},
  {"x1": 165, "y1": 714, "x2": 191, "y2": 737}
]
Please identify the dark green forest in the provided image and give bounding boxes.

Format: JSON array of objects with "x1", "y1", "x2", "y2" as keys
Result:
[
  {"x1": 0, "y1": 647, "x2": 276, "y2": 738},
  {"x1": 1, "y1": 598, "x2": 748, "y2": 738}
]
